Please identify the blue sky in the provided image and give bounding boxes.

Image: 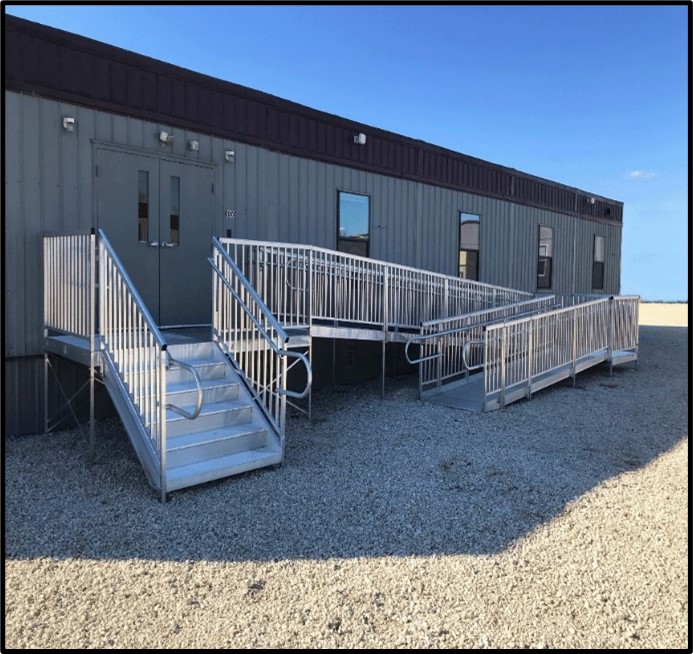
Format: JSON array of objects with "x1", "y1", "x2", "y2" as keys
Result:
[{"x1": 5, "y1": 4, "x2": 688, "y2": 300}]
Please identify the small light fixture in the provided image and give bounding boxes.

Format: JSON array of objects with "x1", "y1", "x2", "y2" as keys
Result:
[
  {"x1": 188, "y1": 140, "x2": 199, "y2": 152},
  {"x1": 62, "y1": 116, "x2": 76, "y2": 132},
  {"x1": 224, "y1": 150, "x2": 235, "y2": 163},
  {"x1": 159, "y1": 130, "x2": 174, "y2": 146},
  {"x1": 588, "y1": 197, "x2": 596, "y2": 205},
  {"x1": 353, "y1": 132, "x2": 367, "y2": 145}
]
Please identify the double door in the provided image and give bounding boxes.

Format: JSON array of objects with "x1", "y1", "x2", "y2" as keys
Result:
[{"x1": 96, "y1": 148, "x2": 215, "y2": 326}]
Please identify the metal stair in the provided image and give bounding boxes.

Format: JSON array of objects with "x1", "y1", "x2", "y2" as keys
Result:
[{"x1": 162, "y1": 342, "x2": 281, "y2": 491}]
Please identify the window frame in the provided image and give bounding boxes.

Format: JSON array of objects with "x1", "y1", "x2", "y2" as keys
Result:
[
  {"x1": 337, "y1": 190, "x2": 371, "y2": 257},
  {"x1": 592, "y1": 234, "x2": 605, "y2": 291},
  {"x1": 537, "y1": 225, "x2": 554, "y2": 290},
  {"x1": 459, "y1": 211, "x2": 480, "y2": 281}
]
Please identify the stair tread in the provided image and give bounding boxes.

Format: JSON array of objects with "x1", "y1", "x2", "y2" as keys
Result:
[
  {"x1": 167, "y1": 445, "x2": 281, "y2": 478},
  {"x1": 166, "y1": 377, "x2": 237, "y2": 394},
  {"x1": 167, "y1": 422, "x2": 266, "y2": 452},
  {"x1": 166, "y1": 398, "x2": 252, "y2": 422}
]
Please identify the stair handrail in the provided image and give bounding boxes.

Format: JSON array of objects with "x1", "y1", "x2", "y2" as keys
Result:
[
  {"x1": 99, "y1": 230, "x2": 206, "y2": 501},
  {"x1": 210, "y1": 238, "x2": 312, "y2": 438},
  {"x1": 99, "y1": 230, "x2": 205, "y2": 419},
  {"x1": 165, "y1": 353, "x2": 204, "y2": 420},
  {"x1": 209, "y1": 258, "x2": 313, "y2": 399}
]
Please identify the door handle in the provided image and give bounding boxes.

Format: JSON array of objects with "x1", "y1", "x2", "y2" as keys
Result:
[
  {"x1": 160, "y1": 241, "x2": 176, "y2": 248},
  {"x1": 148, "y1": 241, "x2": 159, "y2": 247}
]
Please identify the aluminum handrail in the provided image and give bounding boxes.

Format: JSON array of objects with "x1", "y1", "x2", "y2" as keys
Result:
[
  {"x1": 212, "y1": 240, "x2": 290, "y2": 341},
  {"x1": 405, "y1": 303, "x2": 560, "y2": 365},
  {"x1": 211, "y1": 239, "x2": 312, "y2": 440},
  {"x1": 222, "y1": 239, "x2": 534, "y2": 334},
  {"x1": 220, "y1": 237, "x2": 534, "y2": 296},
  {"x1": 420, "y1": 296, "x2": 556, "y2": 329},
  {"x1": 165, "y1": 353, "x2": 204, "y2": 420},
  {"x1": 99, "y1": 230, "x2": 204, "y2": 420},
  {"x1": 209, "y1": 257, "x2": 312, "y2": 399},
  {"x1": 461, "y1": 339, "x2": 486, "y2": 372},
  {"x1": 99, "y1": 230, "x2": 166, "y2": 345}
]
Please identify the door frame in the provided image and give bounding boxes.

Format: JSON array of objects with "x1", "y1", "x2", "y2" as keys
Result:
[{"x1": 93, "y1": 141, "x2": 218, "y2": 325}]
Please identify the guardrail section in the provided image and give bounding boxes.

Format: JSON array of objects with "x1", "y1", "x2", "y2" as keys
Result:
[
  {"x1": 211, "y1": 238, "x2": 312, "y2": 441},
  {"x1": 220, "y1": 239, "x2": 534, "y2": 332}
]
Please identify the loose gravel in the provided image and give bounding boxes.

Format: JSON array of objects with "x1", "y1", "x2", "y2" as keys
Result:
[{"x1": 4, "y1": 307, "x2": 688, "y2": 649}]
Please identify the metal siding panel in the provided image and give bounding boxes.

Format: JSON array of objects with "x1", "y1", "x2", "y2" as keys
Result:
[
  {"x1": 197, "y1": 132, "x2": 212, "y2": 162},
  {"x1": 264, "y1": 149, "x2": 280, "y2": 241},
  {"x1": 112, "y1": 112, "x2": 128, "y2": 144},
  {"x1": 4, "y1": 360, "x2": 22, "y2": 436},
  {"x1": 127, "y1": 116, "x2": 144, "y2": 149},
  {"x1": 277, "y1": 154, "x2": 290, "y2": 242},
  {"x1": 94, "y1": 110, "x2": 112, "y2": 141},
  {"x1": 5, "y1": 92, "x2": 25, "y2": 357},
  {"x1": 40, "y1": 97, "x2": 61, "y2": 233},
  {"x1": 315, "y1": 159, "x2": 327, "y2": 248},
  {"x1": 59, "y1": 101, "x2": 80, "y2": 232},
  {"x1": 21, "y1": 94, "x2": 42, "y2": 356},
  {"x1": 322, "y1": 163, "x2": 336, "y2": 250},
  {"x1": 76, "y1": 104, "x2": 96, "y2": 230},
  {"x1": 287, "y1": 156, "x2": 300, "y2": 245}
]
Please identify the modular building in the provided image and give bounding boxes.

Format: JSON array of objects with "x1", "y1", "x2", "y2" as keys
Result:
[{"x1": 4, "y1": 15, "x2": 624, "y2": 436}]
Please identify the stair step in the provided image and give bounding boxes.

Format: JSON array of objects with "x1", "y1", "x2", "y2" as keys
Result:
[
  {"x1": 166, "y1": 341, "x2": 219, "y2": 362},
  {"x1": 167, "y1": 359, "x2": 228, "y2": 383},
  {"x1": 166, "y1": 423, "x2": 267, "y2": 468},
  {"x1": 166, "y1": 399, "x2": 253, "y2": 436},
  {"x1": 166, "y1": 377, "x2": 239, "y2": 405},
  {"x1": 118, "y1": 358, "x2": 228, "y2": 382},
  {"x1": 166, "y1": 444, "x2": 282, "y2": 492}
]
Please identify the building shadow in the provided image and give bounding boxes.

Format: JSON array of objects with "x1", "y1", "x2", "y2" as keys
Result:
[{"x1": 4, "y1": 325, "x2": 687, "y2": 562}]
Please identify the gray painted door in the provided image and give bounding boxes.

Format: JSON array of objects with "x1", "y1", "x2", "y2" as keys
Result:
[{"x1": 96, "y1": 148, "x2": 215, "y2": 326}]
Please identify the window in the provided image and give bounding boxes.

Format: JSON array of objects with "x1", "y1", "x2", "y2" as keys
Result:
[
  {"x1": 338, "y1": 191, "x2": 369, "y2": 256},
  {"x1": 537, "y1": 225, "x2": 553, "y2": 290},
  {"x1": 592, "y1": 235, "x2": 605, "y2": 290},
  {"x1": 459, "y1": 212, "x2": 480, "y2": 280},
  {"x1": 137, "y1": 170, "x2": 149, "y2": 242},
  {"x1": 169, "y1": 175, "x2": 180, "y2": 246}
]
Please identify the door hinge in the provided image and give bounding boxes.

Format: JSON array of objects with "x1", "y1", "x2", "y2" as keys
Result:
[
  {"x1": 95, "y1": 164, "x2": 98, "y2": 177},
  {"x1": 211, "y1": 182, "x2": 215, "y2": 193}
]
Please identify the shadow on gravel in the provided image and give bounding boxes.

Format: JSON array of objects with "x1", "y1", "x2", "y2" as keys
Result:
[{"x1": 5, "y1": 326, "x2": 688, "y2": 562}]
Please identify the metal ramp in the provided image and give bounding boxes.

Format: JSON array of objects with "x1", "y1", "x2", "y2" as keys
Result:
[
  {"x1": 43, "y1": 232, "x2": 639, "y2": 499},
  {"x1": 404, "y1": 294, "x2": 639, "y2": 411}
]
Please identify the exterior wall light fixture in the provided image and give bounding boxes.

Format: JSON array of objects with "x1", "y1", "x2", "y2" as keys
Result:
[
  {"x1": 188, "y1": 140, "x2": 199, "y2": 151},
  {"x1": 225, "y1": 150, "x2": 235, "y2": 163},
  {"x1": 159, "y1": 130, "x2": 174, "y2": 145},
  {"x1": 353, "y1": 132, "x2": 367, "y2": 145},
  {"x1": 62, "y1": 116, "x2": 76, "y2": 132}
]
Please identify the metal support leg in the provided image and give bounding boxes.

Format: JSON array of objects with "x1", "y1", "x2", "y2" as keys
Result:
[
  {"x1": 89, "y1": 361, "x2": 95, "y2": 462},
  {"x1": 308, "y1": 338, "x2": 312, "y2": 420},
  {"x1": 44, "y1": 353, "x2": 49, "y2": 435},
  {"x1": 332, "y1": 338, "x2": 336, "y2": 387},
  {"x1": 381, "y1": 339, "x2": 386, "y2": 397}
]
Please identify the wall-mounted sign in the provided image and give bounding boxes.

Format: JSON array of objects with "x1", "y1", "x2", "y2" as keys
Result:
[{"x1": 225, "y1": 209, "x2": 235, "y2": 219}]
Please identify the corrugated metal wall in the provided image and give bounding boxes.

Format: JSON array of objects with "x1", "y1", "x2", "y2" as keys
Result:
[
  {"x1": 4, "y1": 90, "x2": 622, "y2": 435},
  {"x1": 5, "y1": 14, "x2": 624, "y2": 224}
]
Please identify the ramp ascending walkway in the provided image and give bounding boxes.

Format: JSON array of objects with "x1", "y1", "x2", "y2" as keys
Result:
[
  {"x1": 405, "y1": 293, "x2": 639, "y2": 411},
  {"x1": 43, "y1": 232, "x2": 639, "y2": 500}
]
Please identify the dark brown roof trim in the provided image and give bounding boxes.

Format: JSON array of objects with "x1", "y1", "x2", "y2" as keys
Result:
[{"x1": 4, "y1": 14, "x2": 623, "y2": 224}]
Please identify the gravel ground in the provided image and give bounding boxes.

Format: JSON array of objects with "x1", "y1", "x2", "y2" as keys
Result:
[{"x1": 4, "y1": 305, "x2": 688, "y2": 649}]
